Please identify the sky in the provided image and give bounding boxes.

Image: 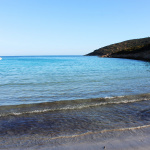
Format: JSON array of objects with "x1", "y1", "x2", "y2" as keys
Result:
[{"x1": 0, "y1": 0, "x2": 150, "y2": 56}]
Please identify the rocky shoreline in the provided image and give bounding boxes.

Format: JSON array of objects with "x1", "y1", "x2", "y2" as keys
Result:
[{"x1": 86, "y1": 37, "x2": 150, "y2": 61}]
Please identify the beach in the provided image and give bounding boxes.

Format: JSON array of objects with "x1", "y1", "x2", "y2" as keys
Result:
[
  {"x1": 1, "y1": 56, "x2": 150, "y2": 150},
  {"x1": 1, "y1": 94, "x2": 150, "y2": 150},
  {"x1": 1, "y1": 124, "x2": 150, "y2": 150},
  {"x1": 1, "y1": 0, "x2": 150, "y2": 148}
]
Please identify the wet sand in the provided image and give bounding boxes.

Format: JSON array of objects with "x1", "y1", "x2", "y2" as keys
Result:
[
  {"x1": 1, "y1": 125, "x2": 150, "y2": 150},
  {"x1": 1, "y1": 94, "x2": 150, "y2": 150}
]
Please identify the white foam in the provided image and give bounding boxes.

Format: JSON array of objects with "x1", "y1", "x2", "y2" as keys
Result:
[{"x1": 0, "y1": 97, "x2": 149, "y2": 117}]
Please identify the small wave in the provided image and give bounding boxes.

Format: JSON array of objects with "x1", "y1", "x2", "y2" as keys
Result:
[
  {"x1": 103, "y1": 96, "x2": 115, "y2": 99},
  {"x1": 49, "y1": 124, "x2": 150, "y2": 140},
  {"x1": 0, "y1": 93, "x2": 150, "y2": 117}
]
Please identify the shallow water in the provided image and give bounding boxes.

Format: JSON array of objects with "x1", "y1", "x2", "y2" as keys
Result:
[{"x1": 0, "y1": 94, "x2": 150, "y2": 137}]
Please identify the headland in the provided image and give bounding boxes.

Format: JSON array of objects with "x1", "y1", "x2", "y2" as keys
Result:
[{"x1": 86, "y1": 37, "x2": 150, "y2": 61}]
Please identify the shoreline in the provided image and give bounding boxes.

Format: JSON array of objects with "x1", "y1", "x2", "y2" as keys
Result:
[
  {"x1": 1, "y1": 125, "x2": 150, "y2": 150},
  {"x1": 1, "y1": 93, "x2": 150, "y2": 149}
]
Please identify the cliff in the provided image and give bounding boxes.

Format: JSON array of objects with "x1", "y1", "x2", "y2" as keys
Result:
[{"x1": 86, "y1": 37, "x2": 150, "y2": 61}]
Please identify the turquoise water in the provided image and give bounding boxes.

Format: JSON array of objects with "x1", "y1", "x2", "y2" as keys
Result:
[{"x1": 0, "y1": 56, "x2": 150, "y2": 106}]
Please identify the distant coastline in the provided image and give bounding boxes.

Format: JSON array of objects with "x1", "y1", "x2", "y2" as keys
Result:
[{"x1": 86, "y1": 37, "x2": 150, "y2": 61}]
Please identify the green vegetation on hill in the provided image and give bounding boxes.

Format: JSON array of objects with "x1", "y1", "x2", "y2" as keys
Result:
[{"x1": 86, "y1": 37, "x2": 150, "y2": 60}]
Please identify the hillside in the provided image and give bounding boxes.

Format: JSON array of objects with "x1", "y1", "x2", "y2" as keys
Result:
[{"x1": 86, "y1": 37, "x2": 150, "y2": 61}]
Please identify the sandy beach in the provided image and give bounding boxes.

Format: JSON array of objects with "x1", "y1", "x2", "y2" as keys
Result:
[{"x1": 1, "y1": 125, "x2": 150, "y2": 150}]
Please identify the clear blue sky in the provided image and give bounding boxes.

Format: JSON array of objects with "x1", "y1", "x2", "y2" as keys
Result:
[{"x1": 0, "y1": 0, "x2": 150, "y2": 56}]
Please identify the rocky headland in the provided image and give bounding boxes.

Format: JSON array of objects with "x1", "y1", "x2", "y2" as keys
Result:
[{"x1": 86, "y1": 37, "x2": 150, "y2": 61}]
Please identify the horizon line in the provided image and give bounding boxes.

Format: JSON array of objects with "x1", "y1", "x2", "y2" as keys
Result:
[{"x1": 0, "y1": 55, "x2": 84, "y2": 57}]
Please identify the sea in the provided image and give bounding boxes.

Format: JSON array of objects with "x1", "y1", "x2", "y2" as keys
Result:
[{"x1": 0, "y1": 55, "x2": 150, "y2": 149}]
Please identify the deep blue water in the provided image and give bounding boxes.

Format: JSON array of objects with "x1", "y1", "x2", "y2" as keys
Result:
[{"x1": 0, "y1": 56, "x2": 150, "y2": 106}]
